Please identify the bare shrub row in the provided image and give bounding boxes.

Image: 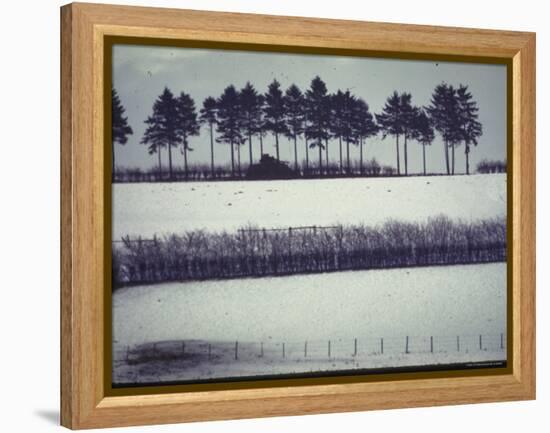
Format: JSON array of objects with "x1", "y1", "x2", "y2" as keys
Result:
[
  {"x1": 112, "y1": 216, "x2": 506, "y2": 288},
  {"x1": 112, "y1": 158, "x2": 397, "y2": 183},
  {"x1": 476, "y1": 159, "x2": 507, "y2": 174}
]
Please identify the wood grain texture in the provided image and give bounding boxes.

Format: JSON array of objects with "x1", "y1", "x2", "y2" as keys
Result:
[
  {"x1": 60, "y1": 4, "x2": 73, "y2": 429},
  {"x1": 512, "y1": 33, "x2": 536, "y2": 395},
  {"x1": 60, "y1": 2, "x2": 536, "y2": 429}
]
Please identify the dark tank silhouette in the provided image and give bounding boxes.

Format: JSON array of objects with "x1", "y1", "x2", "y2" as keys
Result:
[{"x1": 246, "y1": 154, "x2": 296, "y2": 180}]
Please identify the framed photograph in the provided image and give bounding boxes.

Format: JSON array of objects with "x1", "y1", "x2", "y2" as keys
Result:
[{"x1": 60, "y1": 3, "x2": 535, "y2": 429}]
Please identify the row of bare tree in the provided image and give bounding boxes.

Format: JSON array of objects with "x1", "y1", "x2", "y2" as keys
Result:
[
  {"x1": 112, "y1": 158, "x2": 398, "y2": 182},
  {"x1": 112, "y1": 216, "x2": 506, "y2": 287}
]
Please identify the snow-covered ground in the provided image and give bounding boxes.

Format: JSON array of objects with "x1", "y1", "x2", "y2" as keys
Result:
[
  {"x1": 112, "y1": 262, "x2": 506, "y2": 382},
  {"x1": 112, "y1": 175, "x2": 507, "y2": 382},
  {"x1": 112, "y1": 174, "x2": 506, "y2": 239},
  {"x1": 113, "y1": 342, "x2": 506, "y2": 385}
]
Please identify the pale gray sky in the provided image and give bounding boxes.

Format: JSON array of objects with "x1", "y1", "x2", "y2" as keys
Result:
[{"x1": 112, "y1": 44, "x2": 507, "y2": 174}]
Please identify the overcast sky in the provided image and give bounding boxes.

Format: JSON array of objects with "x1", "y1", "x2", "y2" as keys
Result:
[{"x1": 112, "y1": 44, "x2": 507, "y2": 174}]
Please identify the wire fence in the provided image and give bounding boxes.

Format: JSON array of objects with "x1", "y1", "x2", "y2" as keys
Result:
[{"x1": 114, "y1": 333, "x2": 507, "y2": 365}]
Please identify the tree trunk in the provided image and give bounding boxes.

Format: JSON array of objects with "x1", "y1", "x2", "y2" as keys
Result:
[
  {"x1": 183, "y1": 146, "x2": 188, "y2": 180},
  {"x1": 112, "y1": 142, "x2": 116, "y2": 181},
  {"x1": 168, "y1": 141, "x2": 173, "y2": 180},
  {"x1": 294, "y1": 135, "x2": 298, "y2": 173},
  {"x1": 444, "y1": 139, "x2": 450, "y2": 175},
  {"x1": 275, "y1": 133, "x2": 280, "y2": 161},
  {"x1": 237, "y1": 143, "x2": 242, "y2": 177},
  {"x1": 451, "y1": 142, "x2": 455, "y2": 175},
  {"x1": 359, "y1": 137, "x2": 363, "y2": 175},
  {"x1": 325, "y1": 138, "x2": 329, "y2": 175},
  {"x1": 404, "y1": 135, "x2": 408, "y2": 175},
  {"x1": 395, "y1": 134, "x2": 401, "y2": 175},
  {"x1": 346, "y1": 139, "x2": 350, "y2": 174},
  {"x1": 157, "y1": 146, "x2": 162, "y2": 179},
  {"x1": 318, "y1": 142, "x2": 323, "y2": 176},
  {"x1": 339, "y1": 136, "x2": 343, "y2": 174},
  {"x1": 259, "y1": 134, "x2": 264, "y2": 156},
  {"x1": 230, "y1": 140, "x2": 235, "y2": 177},
  {"x1": 248, "y1": 132, "x2": 253, "y2": 166},
  {"x1": 209, "y1": 124, "x2": 215, "y2": 177},
  {"x1": 465, "y1": 144, "x2": 470, "y2": 175},
  {"x1": 305, "y1": 136, "x2": 309, "y2": 174},
  {"x1": 422, "y1": 142, "x2": 426, "y2": 176}
]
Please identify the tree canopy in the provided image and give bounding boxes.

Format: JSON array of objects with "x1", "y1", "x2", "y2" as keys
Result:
[{"x1": 132, "y1": 76, "x2": 486, "y2": 181}]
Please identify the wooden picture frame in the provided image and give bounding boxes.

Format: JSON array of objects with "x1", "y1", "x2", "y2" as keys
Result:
[{"x1": 60, "y1": 2, "x2": 535, "y2": 429}]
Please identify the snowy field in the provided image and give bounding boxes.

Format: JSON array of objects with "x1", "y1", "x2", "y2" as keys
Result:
[
  {"x1": 112, "y1": 174, "x2": 506, "y2": 239},
  {"x1": 113, "y1": 341, "x2": 506, "y2": 385},
  {"x1": 112, "y1": 263, "x2": 506, "y2": 383}
]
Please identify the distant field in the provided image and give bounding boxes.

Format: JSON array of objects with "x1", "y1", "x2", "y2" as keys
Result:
[{"x1": 112, "y1": 174, "x2": 506, "y2": 239}]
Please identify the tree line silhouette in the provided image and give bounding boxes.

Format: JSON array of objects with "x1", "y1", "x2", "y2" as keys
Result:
[
  {"x1": 112, "y1": 216, "x2": 506, "y2": 288},
  {"x1": 111, "y1": 157, "x2": 396, "y2": 183},
  {"x1": 476, "y1": 159, "x2": 507, "y2": 174},
  {"x1": 112, "y1": 76, "x2": 487, "y2": 182}
]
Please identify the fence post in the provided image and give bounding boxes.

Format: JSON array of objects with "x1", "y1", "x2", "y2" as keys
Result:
[
  {"x1": 328, "y1": 340, "x2": 331, "y2": 358},
  {"x1": 260, "y1": 341, "x2": 264, "y2": 357},
  {"x1": 235, "y1": 341, "x2": 239, "y2": 360},
  {"x1": 479, "y1": 334, "x2": 483, "y2": 350},
  {"x1": 282, "y1": 342, "x2": 285, "y2": 359},
  {"x1": 304, "y1": 341, "x2": 308, "y2": 358},
  {"x1": 500, "y1": 333, "x2": 504, "y2": 350},
  {"x1": 405, "y1": 336, "x2": 409, "y2": 354},
  {"x1": 430, "y1": 336, "x2": 433, "y2": 353},
  {"x1": 354, "y1": 338, "x2": 357, "y2": 357},
  {"x1": 381, "y1": 337, "x2": 384, "y2": 354},
  {"x1": 457, "y1": 336, "x2": 460, "y2": 352}
]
